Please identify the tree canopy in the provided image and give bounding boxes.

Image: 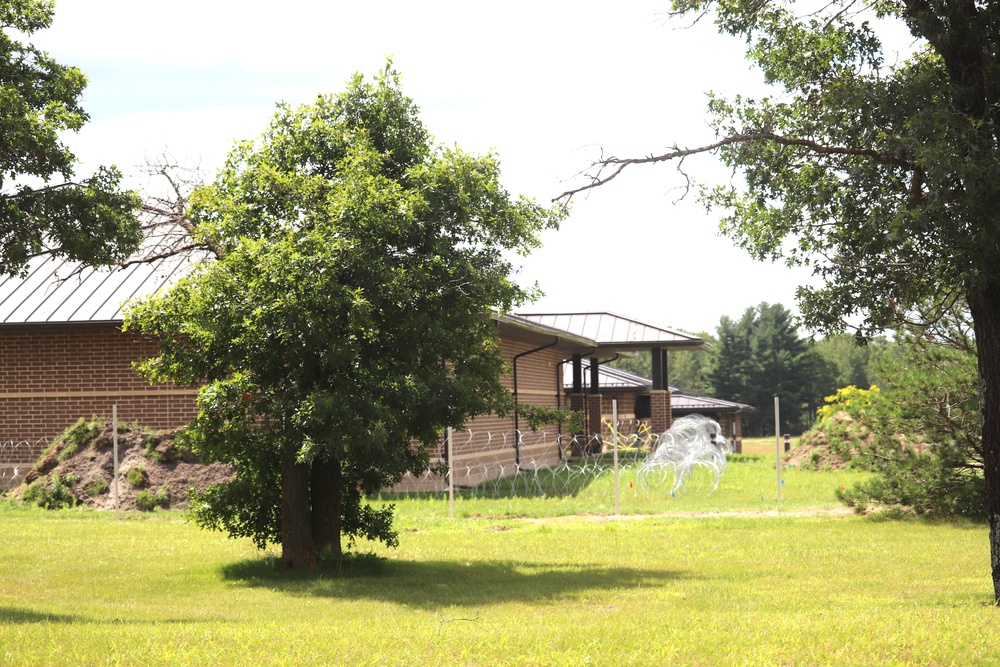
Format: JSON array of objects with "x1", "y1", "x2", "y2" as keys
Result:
[
  {"x1": 559, "y1": 0, "x2": 1000, "y2": 599},
  {"x1": 710, "y1": 302, "x2": 832, "y2": 435},
  {"x1": 124, "y1": 66, "x2": 563, "y2": 570},
  {"x1": 0, "y1": 0, "x2": 140, "y2": 274}
]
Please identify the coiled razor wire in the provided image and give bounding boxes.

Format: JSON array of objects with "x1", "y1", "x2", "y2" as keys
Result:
[
  {"x1": 0, "y1": 439, "x2": 45, "y2": 490},
  {"x1": 638, "y1": 415, "x2": 731, "y2": 495},
  {"x1": 380, "y1": 415, "x2": 733, "y2": 501}
]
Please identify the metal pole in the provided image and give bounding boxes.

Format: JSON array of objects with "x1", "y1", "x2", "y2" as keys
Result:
[
  {"x1": 774, "y1": 395, "x2": 781, "y2": 509},
  {"x1": 612, "y1": 399, "x2": 620, "y2": 516},
  {"x1": 447, "y1": 427, "x2": 454, "y2": 519},
  {"x1": 113, "y1": 404, "x2": 119, "y2": 519}
]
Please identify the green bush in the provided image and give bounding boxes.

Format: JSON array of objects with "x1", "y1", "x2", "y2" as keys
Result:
[
  {"x1": 21, "y1": 472, "x2": 78, "y2": 509},
  {"x1": 84, "y1": 476, "x2": 109, "y2": 497},
  {"x1": 830, "y1": 340, "x2": 983, "y2": 517},
  {"x1": 517, "y1": 404, "x2": 585, "y2": 433},
  {"x1": 136, "y1": 485, "x2": 169, "y2": 512},
  {"x1": 125, "y1": 466, "x2": 148, "y2": 489}
]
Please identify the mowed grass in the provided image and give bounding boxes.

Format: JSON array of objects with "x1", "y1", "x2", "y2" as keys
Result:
[
  {"x1": 0, "y1": 459, "x2": 995, "y2": 666},
  {"x1": 742, "y1": 436, "x2": 798, "y2": 456},
  {"x1": 388, "y1": 454, "x2": 865, "y2": 518}
]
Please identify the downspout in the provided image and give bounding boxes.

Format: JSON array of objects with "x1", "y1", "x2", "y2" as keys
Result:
[
  {"x1": 598, "y1": 354, "x2": 621, "y2": 367},
  {"x1": 512, "y1": 336, "x2": 559, "y2": 468}
]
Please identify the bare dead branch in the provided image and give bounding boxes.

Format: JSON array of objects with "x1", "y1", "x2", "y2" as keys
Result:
[
  {"x1": 554, "y1": 131, "x2": 916, "y2": 202},
  {"x1": 130, "y1": 157, "x2": 222, "y2": 263}
]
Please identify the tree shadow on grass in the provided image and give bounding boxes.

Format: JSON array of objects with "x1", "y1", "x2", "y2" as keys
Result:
[
  {"x1": 0, "y1": 607, "x2": 81, "y2": 624},
  {"x1": 220, "y1": 557, "x2": 687, "y2": 610},
  {"x1": 0, "y1": 606, "x2": 215, "y2": 625}
]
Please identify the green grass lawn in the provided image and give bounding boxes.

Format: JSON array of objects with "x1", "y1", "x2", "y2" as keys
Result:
[
  {"x1": 0, "y1": 459, "x2": 995, "y2": 666},
  {"x1": 385, "y1": 454, "x2": 865, "y2": 518},
  {"x1": 741, "y1": 435, "x2": 797, "y2": 456}
]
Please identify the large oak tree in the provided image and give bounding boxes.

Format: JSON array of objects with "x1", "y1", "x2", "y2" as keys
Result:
[
  {"x1": 558, "y1": 0, "x2": 1000, "y2": 598},
  {"x1": 125, "y1": 67, "x2": 562, "y2": 570}
]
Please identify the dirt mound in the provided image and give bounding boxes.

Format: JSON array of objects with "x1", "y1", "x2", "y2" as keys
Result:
[
  {"x1": 7, "y1": 422, "x2": 232, "y2": 511},
  {"x1": 785, "y1": 410, "x2": 929, "y2": 470},
  {"x1": 784, "y1": 412, "x2": 860, "y2": 469}
]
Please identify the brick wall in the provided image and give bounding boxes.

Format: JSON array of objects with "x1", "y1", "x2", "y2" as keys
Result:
[
  {"x1": 0, "y1": 325, "x2": 198, "y2": 473},
  {"x1": 599, "y1": 392, "x2": 639, "y2": 435},
  {"x1": 649, "y1": 389, "x2": 672, "y2": 435},
  {"x1": 1, "y1": 324, "x2": 572, "y2": 490}
]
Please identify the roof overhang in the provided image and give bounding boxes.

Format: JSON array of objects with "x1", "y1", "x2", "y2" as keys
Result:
[
  {"x1": 516, "y1": 312, "x2": 708, "y2": 352},
  {"x1": 494, "y1": 313, "x2": 622, "y2": 360}
]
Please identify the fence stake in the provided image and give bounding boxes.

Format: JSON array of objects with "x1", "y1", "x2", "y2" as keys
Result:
[
  {"x1": 774, "y1": 395, "x2": 781, "y2": 510},
  {"x1": 447, "y1": 426, "x2": 454, "y2": 519},
  {"x1": 613, "y1": 399, "x2": 620, "y2": 516},
  {"x1": 113, "y1": 404, "x2": 119, "y2": 519}
]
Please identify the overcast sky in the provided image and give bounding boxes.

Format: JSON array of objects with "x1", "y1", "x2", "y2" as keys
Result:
[{"x1": 37, "y1": 0, "x2": 826, "y2": 335}]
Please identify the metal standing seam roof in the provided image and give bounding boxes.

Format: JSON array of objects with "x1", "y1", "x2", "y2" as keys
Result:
[
  {"x1": 563, "y1": 359, "x2": 752, "y2": 412},
  {"x1": 670, "y1": 393, "x2": 754, "y2": 413},
  {"x1": 0, "y1": 252, "x2": 199, "y2": 326},
  {"x1": 0, "y1": 260, "x2": 711, "y2": 356},
  {"x1": 516, "y1": 312, "x2": 706, "y2": 350},
  {"x1": 496, "y1": 313, "x2": 597, "y2": 350}
]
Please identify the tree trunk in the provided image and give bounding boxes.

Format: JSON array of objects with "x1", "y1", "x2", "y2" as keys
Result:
[
  {"x1": 280, "y1": 453, "x2": 317, "y2": 571},
  {"x1": 969, "y1": 285, "x2": 1000, "y2": 601},
  {"x1": 311, "y1": 457, "x2": 342, "y2": 561}
]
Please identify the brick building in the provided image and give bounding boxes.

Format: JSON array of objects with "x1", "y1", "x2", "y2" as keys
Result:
[{"x1": 0, "y1": 257, "x2": 709, "y2": 487}]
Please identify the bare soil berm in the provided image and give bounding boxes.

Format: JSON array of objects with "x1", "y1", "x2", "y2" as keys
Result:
[{"x1": 8, "y1": 423, "x2": 232, "y2": 511}]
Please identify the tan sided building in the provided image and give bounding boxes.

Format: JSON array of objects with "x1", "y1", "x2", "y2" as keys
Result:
[{"x1": 0, "y1": 256, "x2": 710, "y2": 488}]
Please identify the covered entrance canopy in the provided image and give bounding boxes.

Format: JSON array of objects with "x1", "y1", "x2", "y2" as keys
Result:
[{"x1": 515, "y1": 312, "x2": 707, "y2": 435}]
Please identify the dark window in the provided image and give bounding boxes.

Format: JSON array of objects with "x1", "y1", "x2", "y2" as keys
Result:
[{"x1": 634, "y1": 394, "x2": 651, "y2": 419}]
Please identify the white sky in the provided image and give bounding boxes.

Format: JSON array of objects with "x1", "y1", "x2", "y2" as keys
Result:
[{"x1": 37, "y1": 0, "x2": 827, "y2": 335}]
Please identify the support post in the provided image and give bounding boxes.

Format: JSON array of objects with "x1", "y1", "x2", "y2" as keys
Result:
[
  {"x1": 447, "y1": 427, "x2": 454, "y2": 519},
  {"x1": 649, "y1": 389, "x2": 672, "y2": 435},
  {"x1": 774, "y1": 395, "x2": 782, "y2": 509},
  {"x1": 650, "y1": 347, "x2": 664, "y2": 390},
  {"x1": 613, "y1": 399, "x2": 620, "y2": 516},
  {"x1": 572, "y1": 354, "x2": 583, "y2": 394},
  {"x1": 113, "y1": 404, "x2": 119, "y2": 519}
]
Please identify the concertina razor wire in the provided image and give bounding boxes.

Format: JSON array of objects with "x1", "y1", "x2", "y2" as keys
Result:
[{"x1": 379, "y1": 415, "x2": 733, "y2": 501}]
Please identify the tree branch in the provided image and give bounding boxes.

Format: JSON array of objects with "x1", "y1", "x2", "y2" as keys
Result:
[{"x1": 554, "y1": 131, "x2": 916, "y2": 202}]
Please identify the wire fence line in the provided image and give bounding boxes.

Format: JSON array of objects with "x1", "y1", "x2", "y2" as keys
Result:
[
  {"x1": 3, "y1": 416, "x2": 733, "y2": 502},
  {"x1": 0, "y1": 438, "x2": 47, "y2": 490},
  {"x1": 382, "y1": 415, "x2": 732, "y2": 500}
]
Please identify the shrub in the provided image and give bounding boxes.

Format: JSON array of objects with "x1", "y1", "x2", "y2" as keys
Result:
[
  {"x1": 833, "y1": 340, "x2": 983, "y2": 517},
  {"x1": 84, "y1": 476, "x2": 109, "y2": 497},
  {"x1": 136, "y1": 485, "x2": 169, "y2": 512},
  {"x1": 21, "y1": 472, "x2": 78, "y2": 509},
  {"x1": 125, "y1": 466, "x2": 148, "y2": 489},
  {"x1": 518, "y1": 404, "x2": 585, "y2": 433}
]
